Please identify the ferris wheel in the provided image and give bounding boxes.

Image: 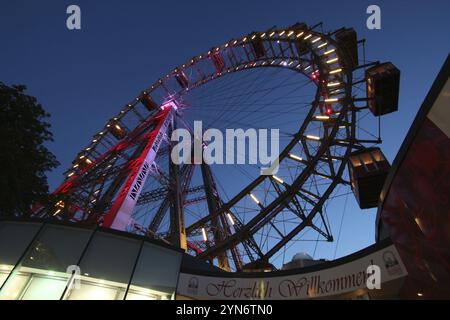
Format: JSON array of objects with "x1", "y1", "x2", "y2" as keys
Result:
[{"x1": 32, "y1": 22, "x2": 400, "y2": 272}]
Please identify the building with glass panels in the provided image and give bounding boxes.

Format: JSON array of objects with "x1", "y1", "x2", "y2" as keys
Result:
[
  {"x1": 0, "y1": 217, "x2": 409, "y2": 300},
  {"x1": 0, "y1": 219, "x2": 184, "y2": 300}
]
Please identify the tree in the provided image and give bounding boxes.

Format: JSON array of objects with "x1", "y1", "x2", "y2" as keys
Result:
[{"x1": 0, "y1": 82, "x2": 59, "y2": 217}]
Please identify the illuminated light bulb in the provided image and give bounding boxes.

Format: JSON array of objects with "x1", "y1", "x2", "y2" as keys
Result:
[
  {"x1": 53, "y1": 209, "x2": 61, "y2": 216},
  {"x1": 243, "y1": 37, "x2": 247, "y2": 42},
  {"x1": 329, "y1": 68, "x2": 342, "y2": 74},
  {"x1": 227, "y1": 213, "x2": 235, "y2": 225},
  {"x1": 68, "y1": 172, "x2": 75, "y2": 177},
  {"x1": 279, "y1": 30, "x2": 285, "y2": 36},
  {"x1": 288, "y1": 61, "x2": 294, "y2": 66},
  {"x1": 272, "y1": 175, "x2": 284, "y2": 184},
  {"x1": 225, "y1": 43, "x2": 229, "y2": 47},
  {"x1": 317, "y1": 42, "x2": 327, "y2": 48},
  {"x1": 296, "y1": 31, "x2": 304, "y2": 38},
  {"x1": 324, "y1": 49, "x2": 335, "y2": 55},
  {"x1": 324, "y1": 98, "x2": 339, "y2": 102},
  {"x1": 260, "y1": 32, "x2": 266, "y2": 38},
  {"x1": 249, "y1": 193, "x2": 260, "y2": 204},
  {"x1": 201, "y1": 228, "x2": 208, "y2": 242},
  {"x1": 270, "y1": 60, "x2": 276, "y2": 65},
  {"x1": 306, "y1": 135, "x2": 321, "y2": 141},
  {"x1": 311, "y1": 37, "x2": 321, "y2": 43},
  {"x1": 287, "y1": 30, "x2": 294, "y2": 37},
  {"x1": 269, "y1": 31, "x2": 275, "y2": 37},
  {"x1": 315, "y1": 115, "x2": 330, "y2": 120},
  {"x1": 92, "y1": 139, "x2": 97, "y2": 143},
  {"x1": 417, "y1": 293, "x2": 423, "y2": 297},
  {"x1": 326, "y1": 58, "x2": 338, "y2": 64},
  {"x1": 330, "y1": 89, "x2": 343, "y2": 95},
  {"x1": 327, "y1": 82, "x2": 341, "y2": 87},
  {"x1": 304, "y1": 65, "x2": 311, "y2": 70},
  {"x1": 339, "y1": 125, "x2": 346, "y2": 129},
  {"x1": 85, "y1": 158, "x2": 92, "y2": 164},
  {"x1": 289, "y1": 153, "x2": 303, "y2": 162},
  {"x1": 73, "y1": 164, "x2": 79, "y2": 168},
  {"x1": 251, "y1": 34, "x2": 256, "y2": 40},
  {"x1": 304, "y1": 34, "x2": 312, "y2": 40}
]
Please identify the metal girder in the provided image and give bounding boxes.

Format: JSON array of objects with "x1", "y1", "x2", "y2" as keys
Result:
[
  {"x1": 147, "y1": 164, "x2": 196, "y2": 234},
  {"x1": 168, "y1": 117, "x2": 187, "y2": 250},
  {"x1": 201, "y1": 163, "x2": 234, "y2": 271},
  {"x1": 138, "y1": 185, "x2": 203, "y2": 205}
]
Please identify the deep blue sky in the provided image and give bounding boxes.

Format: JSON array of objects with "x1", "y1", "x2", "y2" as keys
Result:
[{"x1": 1, "y1": 0, "x2": 449, "y2": 263}]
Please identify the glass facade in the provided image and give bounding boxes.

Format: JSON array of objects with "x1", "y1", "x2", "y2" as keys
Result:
[
  {"x1": 0, "y1": 221, "x2": 42, "y2": 288},
  {"x1": 0, "y1": 220, "x2": 183, "y2": 300}
]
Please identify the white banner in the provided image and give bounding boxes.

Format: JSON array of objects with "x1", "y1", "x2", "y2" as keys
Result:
[
  {"x1": 177, "y1": 244, "x2": 407, "y2": 300},
  {"x1": 111, "y1": 111, "x2": 171, "y2": 230}
]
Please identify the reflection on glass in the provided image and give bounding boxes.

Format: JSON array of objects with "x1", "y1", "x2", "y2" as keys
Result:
[
  {"x1": 21, "y1": 224, "x2": 93, "y2": 272},
  {"x1": 126, "y1": 242, "x2": 182, "y2": 300},
  {"x1": 67, "y1": 278, "x2": 121, "y2": 300},
  {"x1": 0, "y1": 264, "x2": 14, "y2": 287},
  {"x1": 0, "y1": 273, "x2": 29, "y2": 300},
  {"x1": 0, "y1": 224, "x2": 92, "y2": 300},
  {"x1": 0, "y1": 222, "x2": 183, "y2": 300},
  {"x1": 0, "y1": 221, "x2": 41, "y2": 278},
  {"x1": 126, "y1": 290, "x2": 159, "y2": 300},
  {"x1": 64, "y1": 231, "x2": 141, "y2": 300},
  {"x1": 20, "y1": 273, "x2": 68, "y2": 300}
]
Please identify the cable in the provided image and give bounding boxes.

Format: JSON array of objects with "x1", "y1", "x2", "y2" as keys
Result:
[{"x1": 333, "y1": 192, "x2": 349, "y2": 259}]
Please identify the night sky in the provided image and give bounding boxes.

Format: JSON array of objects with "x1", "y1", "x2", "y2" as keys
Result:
[{"x1": 1, "y1": 0, "x2": 449, "y2": 264}]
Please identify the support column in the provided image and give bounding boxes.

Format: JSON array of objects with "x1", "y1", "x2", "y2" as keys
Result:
[{"x1": 169, "y1": 116, "x2": 187, "y2": 250}]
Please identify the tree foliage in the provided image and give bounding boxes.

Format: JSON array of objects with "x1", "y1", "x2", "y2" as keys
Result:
[{"x1": 0, "y1": 82, "x2": 59, "y2": 216}]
